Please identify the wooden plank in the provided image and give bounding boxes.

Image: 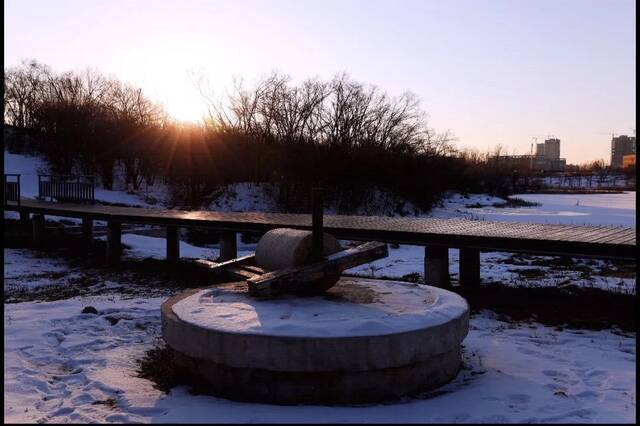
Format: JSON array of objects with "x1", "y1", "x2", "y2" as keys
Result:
[
  {"x1": 227, "y1": 266, "x2": 261, "y2": 280},
  {"x1": 248, "y1": 241, "x2": 388, "y2": 297},
  {"x1": 601, "y1": 233, "x2": 636, "y2": 245},
  {"x1": 193, "y1": 254, "x2": 256, "y2": 273},
  {"x1": 616, "y1": 235, "x2": 636, "y2": 245},
  {"x1": 239, "y1": 264, "x2": 267, "y2": 274},
  {"x1": 539, "y1": 224, "x2": 599, "y2": 241},
  {"x1": 569, "y1": 226, "x2": 627, "y2": 242},
  {"x1": 589, "y1": 227, "x2": 636, "y2": 244}
]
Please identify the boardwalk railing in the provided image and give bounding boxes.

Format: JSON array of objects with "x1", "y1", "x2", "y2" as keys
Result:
[
  {"x1": 3, "y1": 174, "x2": 21, "y2": 208},
  {"x1": 38, "y1": 175, "x2": 95, "y2": 203}
]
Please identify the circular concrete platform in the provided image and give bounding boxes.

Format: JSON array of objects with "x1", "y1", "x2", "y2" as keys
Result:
[{"x1": 161, "y1": 277, "x2": 469, "y2": 404}]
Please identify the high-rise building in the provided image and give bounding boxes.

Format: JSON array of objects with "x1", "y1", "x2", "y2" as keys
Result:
[
  {"x1": 544, "y1": 138, "x2": 560, "y2": 160},
  {"x1": 611, "y1": 135, "x2": 636, "y2": 168},
  {"x1": 535, "y1": 143, "x2": 545, "y2": 156}
]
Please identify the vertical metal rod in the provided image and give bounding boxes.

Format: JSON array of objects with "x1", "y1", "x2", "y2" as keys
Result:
[
  {"x1": 106, "y1": 221, "x2": 122, "y2": 265},
  {"x1": 459, "y1": 248, "x2": 481, "y2": 287},
  {"x1": 166, "y1": 226, "x2": 180, "y2": 263},
  {"x1": 219, "y1": 231, "x2": 237, "y2": 261},
  {"x1": 32, "y1": 214, "x2": 45, "y2": 248},
  {"x1": 311, "y1": 187, "x2": 324, "y2": 261},
  {"x1": 82, "y1": 216, "x2": 93, "y2": 253}
]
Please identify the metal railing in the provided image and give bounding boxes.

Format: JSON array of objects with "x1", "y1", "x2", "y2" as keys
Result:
[
  {"x1": 3, "y1": 174, "x2": 21, "y2": 208},
  {"x1": 38, "y1": 175, "x2": 95, "y2": 203}
]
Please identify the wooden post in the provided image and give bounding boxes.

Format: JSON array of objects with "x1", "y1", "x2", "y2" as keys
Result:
[
  {"x1": 82, "y1": 216, "x2": 93, "y2": 252},
  {"x1": 424, "y1": 245, "x2": 450, "y2": 287},
  {"x1": 459, "y1": 248, "x2": 480, "y2": 287},
  {"x1": 106, "y1": 221, "x2": 122, "y2": 265},
  {"x1": 20, "y1": 211, "x2": 30, "y2": 230},
  {"x1": 166, "y1": 226, "x2": 180, "y2": 263},
  {"x1": 311, "y1": 187, "x2": 324, "y2": 261},
  {"x1": 31, "y1": 214, "x2": 45, "y2": 248},
  {"x1": 219, "y1": 231, "x2": 237, "y2": 261}
]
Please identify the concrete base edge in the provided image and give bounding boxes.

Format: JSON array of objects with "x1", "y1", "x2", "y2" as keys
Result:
[{"x1": 171, "y1": 346, "x2": 461, "y2": 405}]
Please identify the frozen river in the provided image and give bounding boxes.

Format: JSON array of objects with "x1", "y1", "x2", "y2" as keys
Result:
[{"x1": 465, "y1": 191, "x2": 636, "y2": 228}]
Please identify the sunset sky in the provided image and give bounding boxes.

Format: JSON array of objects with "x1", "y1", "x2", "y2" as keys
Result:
[{"x1": 4, "y1": 0, "x2": 636, "y2": 163}]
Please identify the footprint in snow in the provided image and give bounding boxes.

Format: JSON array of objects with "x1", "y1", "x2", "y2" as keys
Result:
[
  {"x1": 575, "y1": 390, "x2": 601, "y2": 400},
  {"x1": 505, "y1": 393, "x2": 531, "y2": 412},
  {"x1": 542, "y1": 369, "x2": 567, "y2": 379}
]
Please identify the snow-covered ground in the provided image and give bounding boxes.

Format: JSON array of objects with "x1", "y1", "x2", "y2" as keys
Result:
[{"x1": 3, "y1": 251, "x2": 636, "y2": 423}]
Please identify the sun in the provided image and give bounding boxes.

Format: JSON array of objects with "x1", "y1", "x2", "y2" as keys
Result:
[
  {"x1": 164, "y1": 95, "x2": 208, "y2": 123},
  {"x1": 151, "y1": 77, "x2": 209, "y2": 123}
]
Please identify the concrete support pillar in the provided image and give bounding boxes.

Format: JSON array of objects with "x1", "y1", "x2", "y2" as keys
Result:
[
  {"x1": 82, "y1": 216, "x2": 93, "y2": 252},
  {"x1": 166, "y1": 226, "x2": 180, "y2": 263},
  {"x1": 219, "y1": 231, "x2": 237, "y2": 261},
  {"x1": 31, "y1": 214, "x2": 45, "y2": 248},
  {"x1": 106, "y1": 221, "x2": 122, "y2": 265},
  {"x1": 459, "y1": 248, "x2": 480, "y2": 287},
  {"x1": 424, "y1": 245, "x2": 450, "y2": 287}
]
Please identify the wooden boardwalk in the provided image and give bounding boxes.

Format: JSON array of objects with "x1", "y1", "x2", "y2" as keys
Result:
[{"x1": 8, "y1": 198, "x2": 636, "y2": 260}]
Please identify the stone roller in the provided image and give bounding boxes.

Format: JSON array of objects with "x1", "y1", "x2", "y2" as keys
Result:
[{"x1": 255, "y1": 228, "x2": 343, "y2": 293}]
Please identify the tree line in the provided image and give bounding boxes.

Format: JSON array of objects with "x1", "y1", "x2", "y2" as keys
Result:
[{"x1": 5, "y1": 60, "x2": 497, "y2": 211}]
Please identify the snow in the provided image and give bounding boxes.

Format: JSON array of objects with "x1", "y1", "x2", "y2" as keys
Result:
[
  {"x1": 4, "y1": 249, "x2": 70, "y2": 281},
  {"x1": 172, "y1": 278, "x2": 468, "y2": 337},
  {"x1": 3, "y1": 276, "x2": 635, "y2": 422},
  {"x1": 3, "y1": 150, "x2": 50, "y2": 198},
  {"x1": 3, "y1": 249, "x2": 85, "y2": 293},
  {"x1": 4, "y1": 295, "x2": 167, "y2": 423},
  {"x1": 346, "y1": 245, "x2": 637, "y2": 294},
  {"x1": 207, "y1": 182, "x2": 422, "y2": 216},
  {"x1": 104, "y1": 233, "x2": 257, "y2": 263},
  {"x1": 466, "y1": 192, "x2": 636, "y2": 227},
  {"x1": 207, "y1": 183, "x2": 280, "y2": 213},
  {"x1": 3, "y1": 150, "x2": 167, "y2": 208},
  {"x1": 99, "y1": 234, "x2": 219, "y2": 262}
]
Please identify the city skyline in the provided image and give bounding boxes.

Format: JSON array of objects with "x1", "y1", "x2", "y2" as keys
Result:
[{"x1": 4, "y1": 0, "x2": 636, "y2": 163}]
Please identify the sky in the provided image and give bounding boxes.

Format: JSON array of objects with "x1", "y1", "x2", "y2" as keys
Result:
[{"x1": 4, "y1": 0, "x2": 636, "y2": 164}]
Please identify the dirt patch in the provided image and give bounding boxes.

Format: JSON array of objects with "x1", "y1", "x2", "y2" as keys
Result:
[
  {"x1": 136, "y1": 344, "x2": 184, "y2": 393},
  {"x1": 491, "y1": 197, "x2": 541, "y2": 208},
  {"x1": 325, "y1": 281, "x2": 379, "y2": 304},
  {"x1": 91, "y1": 398, "x2": 118, "y2": 409},
  {"x1": 509, "y1": 268, "x2": 547, "y2": 279}
]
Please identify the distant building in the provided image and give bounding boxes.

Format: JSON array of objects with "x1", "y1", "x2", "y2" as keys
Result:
[
  {"x1": 610, "y1": 135, "x2": 636, "y2": 168},
  {"x1": 488, "y1": 137, "x2": 565, "y2": 172},
  {"x1": 487, "y1": 154, "x2": 566, "y2": 172},
  {"x1": 543, "y1": 138, "x2": 560, "y2": 159},
  {"x1": 622, "y1": 154, "x2": 636, "y2": 169}
]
